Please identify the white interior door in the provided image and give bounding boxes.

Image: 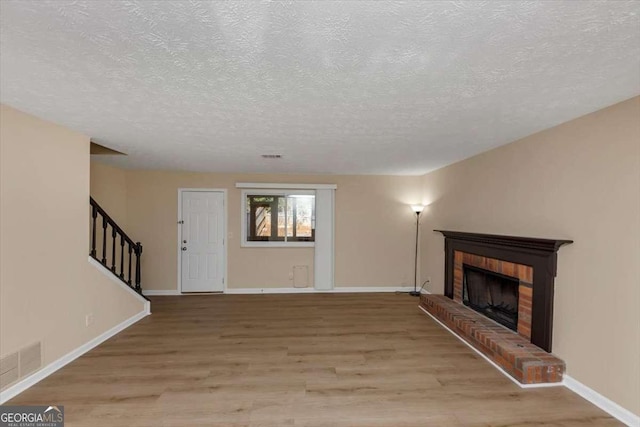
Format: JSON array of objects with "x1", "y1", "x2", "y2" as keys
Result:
[{"x1": 180, "y1": 191, "x2": 225, "y2": 292}]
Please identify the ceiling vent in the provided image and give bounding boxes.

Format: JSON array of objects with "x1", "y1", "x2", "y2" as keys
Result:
[{"x1": 261, "y1": 154, "x2": 282, "y2": 159}]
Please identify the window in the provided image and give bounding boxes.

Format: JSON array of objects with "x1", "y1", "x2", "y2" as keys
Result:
[{"x1": 242, "y1": 190, "x2": 315, "y2": 246}]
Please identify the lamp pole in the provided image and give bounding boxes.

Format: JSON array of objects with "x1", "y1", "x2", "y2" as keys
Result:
[{"x1": 409, "y1": 205, "x2": 424, "y2": 297}]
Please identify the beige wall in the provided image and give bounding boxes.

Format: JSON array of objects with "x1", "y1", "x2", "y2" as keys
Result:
[
  {"x1": 419, "y1": 96, "x2": 640, "y2": 415},
  {"x1": 0, "y1": 105, "x2": 147, "y2": 390},
  {"x1": 90, "y1": 161, "x2": 129, "y2": 271},
  {"x1": 85, "y1": 96, "x2": 640, "y2": 415},
  {"x1": 90, "y1": 161, "x2": 128, "y2": 227},
  {"x1": 120, "y1": 170, "x2": 421, "y2": 290}
]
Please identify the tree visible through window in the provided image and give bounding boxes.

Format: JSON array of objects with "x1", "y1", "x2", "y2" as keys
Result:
[{"x1": 246, "y1": 194, "x2": 315, "y2": 242}]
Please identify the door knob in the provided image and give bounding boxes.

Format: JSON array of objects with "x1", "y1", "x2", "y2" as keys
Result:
[{"x1": 182, "y1": 247, "x2": 187, "y2": 251}]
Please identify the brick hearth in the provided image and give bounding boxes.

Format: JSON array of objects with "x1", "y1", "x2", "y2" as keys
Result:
[{"x1": 420, "y1": 294, "x2": 565, "y2": 385}]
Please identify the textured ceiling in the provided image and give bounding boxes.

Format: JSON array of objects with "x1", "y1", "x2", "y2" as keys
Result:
[{"x1": 1, "y1": 1, "x2": 639, "y2": 175}]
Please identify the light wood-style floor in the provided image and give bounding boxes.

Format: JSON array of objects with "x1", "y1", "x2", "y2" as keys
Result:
[{"x1": 9, "y1": 294, "x2": 619, "y2": 426}]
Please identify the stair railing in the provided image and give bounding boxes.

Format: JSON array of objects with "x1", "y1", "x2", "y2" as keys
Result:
[{"x1": 89, "y1": 197, "x2": 144, "y2": 295}]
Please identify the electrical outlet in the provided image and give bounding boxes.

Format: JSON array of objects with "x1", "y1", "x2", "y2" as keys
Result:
[{"x1": 85, "y1": 313, "x2": 94, "y2": 327}]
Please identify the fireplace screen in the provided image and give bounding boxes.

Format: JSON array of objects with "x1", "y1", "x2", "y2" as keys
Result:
[{"x1": 462, "y1": 264, "x2": 519, "y2": 331}]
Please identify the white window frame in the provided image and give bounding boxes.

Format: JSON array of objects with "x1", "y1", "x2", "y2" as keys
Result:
[{"x1": 241, "y1": 189, "x2": 316, "y2": 248}]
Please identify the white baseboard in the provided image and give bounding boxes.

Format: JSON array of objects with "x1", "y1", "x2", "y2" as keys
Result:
[
  {"x1": 143, "y1": 290, "x2": 182, "y2": 296},
  {"x1": 334, "y1": 286, "x2": 416, "y2": 293},
  {"x1": 418, "y1": 305, "x2": 639, "y2": 426},
  {"x1": 563, "y1": 375, "x2": 639, "y2": 426},
  {"x1": 225, "y1": 287, "x2": 314, "y2": 294},
  {"x1": 0, "y1": 309, "x2": 149, "y2": 404},
  {"x1": 224, "y1": 286, "x2": 416, "y2": 294},
  {"x1": 143, "y1": 286, "x2": 417, "y2": 295}
]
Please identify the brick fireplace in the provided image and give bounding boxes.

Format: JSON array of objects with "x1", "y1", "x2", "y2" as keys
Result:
[
  {"x1": 420, "y1": 230, "x2": 572, "y2": 385},
  {"x1": 453, "y1": 251, "x2": 533, "y2": 340}
]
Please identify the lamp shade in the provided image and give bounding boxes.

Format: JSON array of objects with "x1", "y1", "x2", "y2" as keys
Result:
[{"x1": 411, "y1": 204, "x2": 425, "y2": 213}]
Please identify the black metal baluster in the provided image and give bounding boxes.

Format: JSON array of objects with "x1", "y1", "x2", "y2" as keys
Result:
[
  {"x1": 128, "y1": 243, "x2": 133, "y2": 286},
  {"x1": 90, "y1": 198, "x2": 145, "y2": 298},
  {"x1": 101, "y1": 216, "x2": 108, "y2": 265},
  {"x1": 119, "y1": 234, "x2": 125, "y2": 280},
  {"x1": 91, "y1": 204, "x2": 97, "y2": 258},
  {"x1": 135, "y1": 242, "x2": 142, "y2": 292},
  {"x1": 111, "y1": 227, "x2": 117, "y2": 272}
]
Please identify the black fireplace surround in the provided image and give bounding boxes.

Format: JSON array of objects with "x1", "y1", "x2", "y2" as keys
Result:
[{"x1": 435, "y1": 230, "x2": 572, "y2": 352}]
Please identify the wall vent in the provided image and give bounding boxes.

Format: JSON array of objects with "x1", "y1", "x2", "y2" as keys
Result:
[
  {"x1": 0, "y1": 342, "x2": 44, "y2": 391},
  {"x1": 0, "y1": 352, "x2": 19, "y2": 390},
  {"x1": 293, "y1": 265, "x2": 309, "y2": 288},
  {"x1": 19, "y1": 342, "x2": 42, "y2": 378}
]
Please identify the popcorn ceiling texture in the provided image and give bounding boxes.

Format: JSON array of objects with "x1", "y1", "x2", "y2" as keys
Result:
[{"x1": 1, "y1": 1, "x2": 639, "y2": 175}]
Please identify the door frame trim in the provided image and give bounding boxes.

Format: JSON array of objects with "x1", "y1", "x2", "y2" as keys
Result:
[{"x1": 177, "y1": 188, "x2": 228, "y2": 294}]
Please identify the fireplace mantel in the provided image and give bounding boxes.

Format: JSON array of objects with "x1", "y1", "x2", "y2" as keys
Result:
[
  {"x1": 434, "y1": 230, "x2": 573, "y2": 253},
  {"x1": 435, "y1": 230, "x2": 573, "y2": 352}
]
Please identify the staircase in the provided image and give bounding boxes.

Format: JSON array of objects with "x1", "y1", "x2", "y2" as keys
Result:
[{"x1": 89, "y1": 197, "x2": 147, "y2": 299}]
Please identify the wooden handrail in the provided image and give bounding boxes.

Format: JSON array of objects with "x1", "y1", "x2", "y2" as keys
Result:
[{"x1": 90, "y1": 197, "x2": 137, "y2": 247}]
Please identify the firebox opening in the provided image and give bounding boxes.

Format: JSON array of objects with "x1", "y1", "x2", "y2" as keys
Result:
[{"x1": 462, "y1": 264, "x2": 519, "y2": 331}]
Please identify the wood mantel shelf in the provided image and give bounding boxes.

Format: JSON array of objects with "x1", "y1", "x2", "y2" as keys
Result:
[
  {"x1": 434, "y1": 230, "x2": 573, "y2": 253},
  {"x1": 434, "y1": 230, "x2": 573, "y2": 352}
]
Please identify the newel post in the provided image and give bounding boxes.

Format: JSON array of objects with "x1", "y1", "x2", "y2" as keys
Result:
[
  {"x1": 135, "y1": 242, "x2": 143, "y2": 292},
  {"x1": 90, "y1": 204, "x2": 98, "y2": 257}
]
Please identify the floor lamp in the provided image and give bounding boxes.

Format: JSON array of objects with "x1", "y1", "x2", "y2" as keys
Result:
[{"x1": 409, "y1": 205, "x2": 425, "y2": 296}]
